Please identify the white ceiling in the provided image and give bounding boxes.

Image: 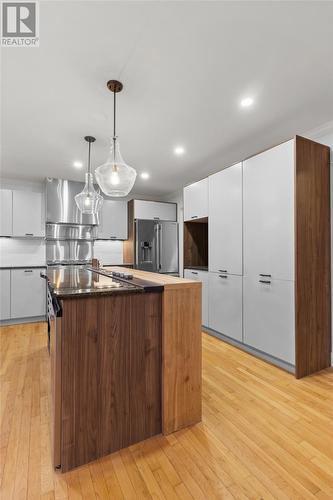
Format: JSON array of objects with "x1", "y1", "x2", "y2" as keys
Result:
[{"x1": 1, "y1": 1, "x2": 333, "y2": 197}]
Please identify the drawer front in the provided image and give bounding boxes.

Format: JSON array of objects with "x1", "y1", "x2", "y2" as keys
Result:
[
  {"x1": 208, "y1": 273, "x2": 242, "y2": 342},
  {"x1": 243, "y1": 276, "x2": 295, "y2": 364},
  {"x1": 0, "y1": 270, "x2": 11, "y2": 320},
  {"x1": 184, "y1": 269, "x2": 209, "y2": 326},
  {"x1": 11, "y1": 269, "x2": 46, "y2": 318}
]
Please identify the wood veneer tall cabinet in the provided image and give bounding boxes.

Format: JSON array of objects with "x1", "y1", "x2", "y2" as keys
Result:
[{"x1": 243, "y1": 136, "x2": 331, "y2": 378}]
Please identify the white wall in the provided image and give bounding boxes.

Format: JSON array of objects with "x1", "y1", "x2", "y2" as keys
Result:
[{"x1": 93, "y1": 240, "x2": 124, "y2": 266}]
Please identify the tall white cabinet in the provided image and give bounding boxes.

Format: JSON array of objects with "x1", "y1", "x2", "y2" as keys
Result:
[
  {"x1": 184, "y1": 135, "x2": 331, "y2": 378},
  {"x1": 209, "y1": 163, "x2": 242, "y2": 275},
  {"x1": 243, "y1": 141, "x2": 296, "y2": 364},
  {"x1": 243, "y1": 141, "x2": 294, "y2": 281}
]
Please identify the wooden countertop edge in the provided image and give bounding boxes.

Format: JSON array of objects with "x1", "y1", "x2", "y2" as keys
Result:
[{"x1": 104, "y1": 267, "x2": 201, "y2": 288}]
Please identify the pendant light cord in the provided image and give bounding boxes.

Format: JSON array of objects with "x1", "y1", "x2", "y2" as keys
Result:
[
  {"x1": 88, "y1": 140, "x2": 91, "y2": 175},
  {"x1": 113, "y1": 90, "x2": 116, "y2": 163}
]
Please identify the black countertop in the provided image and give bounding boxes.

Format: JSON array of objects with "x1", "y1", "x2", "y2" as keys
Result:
[
  {"x1": 1, "y1": 265, "x2": 46, "y2": 269},
  {"x1": 43, "y1": 266, "x2": 163, "y2": 299}
]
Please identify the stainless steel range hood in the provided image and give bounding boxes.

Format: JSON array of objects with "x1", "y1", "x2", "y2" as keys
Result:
[{"x1": 45, "y1": 178, "x2": 100, "y2": 225}]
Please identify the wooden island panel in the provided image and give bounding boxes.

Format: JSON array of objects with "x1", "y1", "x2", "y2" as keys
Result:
[
  {"x1": 59, "y1": 291, "x2": 162, "y2": 472},
  {"x1": 106, "y1": 267, "x2": 203, "y2": 435}
]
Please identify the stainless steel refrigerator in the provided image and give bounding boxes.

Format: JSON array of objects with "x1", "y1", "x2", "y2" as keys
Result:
[{"x1": 135, "y1": 220, "x2": 178, "y2": 274}]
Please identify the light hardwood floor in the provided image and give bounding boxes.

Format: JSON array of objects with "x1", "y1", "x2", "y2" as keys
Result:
[{"x1": 1, "y1": 322, "x2": 333, "y2": 499}]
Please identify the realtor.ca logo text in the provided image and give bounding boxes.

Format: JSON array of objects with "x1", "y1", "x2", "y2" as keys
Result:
[{"x1": 1, "y1": 1, "x2": 39, "y2": 47}]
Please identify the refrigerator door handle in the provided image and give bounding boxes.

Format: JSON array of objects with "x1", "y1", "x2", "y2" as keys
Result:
[{"x1": 158, "y1": 223, "x2": 162, "y2": 271}]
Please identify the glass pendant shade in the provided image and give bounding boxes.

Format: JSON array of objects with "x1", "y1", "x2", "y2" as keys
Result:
[
  {"x1": 95, "y1": 139, "x2": 136, "y2": 197},
  {"x1": 75, "y1": 172, "x2": 103, "y2": 214}
]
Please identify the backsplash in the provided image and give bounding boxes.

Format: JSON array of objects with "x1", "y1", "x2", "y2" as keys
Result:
[
  {"x1": 0, "y1": 238, "x2": 46, "y2": 267},
  {"x1": 93, "y1": 240, "x2": 124, "y2": 266}
]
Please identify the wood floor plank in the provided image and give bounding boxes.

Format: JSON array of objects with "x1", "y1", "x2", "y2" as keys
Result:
[{"x1": 1, "y1": 325, "x2": 333, "y2": 500}]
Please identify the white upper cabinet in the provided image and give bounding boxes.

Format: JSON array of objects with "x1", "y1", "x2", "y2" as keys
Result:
[
  {"x1": 97, "y1": 200, "x2": 128, "y2": 240},
  {"x1": 243, "y1": 140, "x2": 294, "y2": 281},
  {"x1": 184, "y1": 178, "x2": 208, "y2": 221},
  {"x1": 0, "y1": 189, "x2": 13, "y2": 236},
  {"x1": 133, "y1": 200, "x2": 177, "y2": 221},
  {"x1": 12, "y1": 191, "x2": 45, "y2": 237},
  {"x1": 209, "y1": 163, "x2": 242, "y2": 275}
]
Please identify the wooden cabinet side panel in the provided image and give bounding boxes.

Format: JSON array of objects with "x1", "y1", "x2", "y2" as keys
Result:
[
  {"x1": 123, "y1": 199, "x2": 134, "y2": 264},
  {"x1": 295, "y1": 136, "x2": 331, "y2": 378},
  {"x1": 162, "y1": 284, "x2": 202, "y2": 434}
]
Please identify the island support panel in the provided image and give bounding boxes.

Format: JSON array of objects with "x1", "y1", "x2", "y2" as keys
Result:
[{"x1": 162, "y1": 283, "x2": 202, "y2": 434}]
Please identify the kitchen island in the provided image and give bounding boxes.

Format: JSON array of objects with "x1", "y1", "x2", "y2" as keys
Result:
[{"x1": 45, "y1": 266, "x2": 202, "y2": 472}]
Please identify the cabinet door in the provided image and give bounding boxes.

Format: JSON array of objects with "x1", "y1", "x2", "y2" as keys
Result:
[
  {"x1": 208, "y1": 273, "x2": 242, "y2": 342},
  {"x1": 13, "y1": 191, "x2": 45, "y2": 237},
  {"x1": 97, "y1": 200, "x2": 128, "y2": 239},
  {"x1": 0, "y1": 189, "x2": 13, "y2": 236},
  {"x1": 243, "y1": 276, "x2": 295, "y2": 364},
  {"x1": 134, "y1": 200, "x2": 176, "y2": 221},
  {"x1": 243, "y1": 140, "x2": 294, "y2": 281},
  {"x1": 184, "y1": 178, "x2": 208, "y2": 221},
  {"x1": 184, "y1": 269, "x2": 208, "y2": 326},
  {"x1": 209, "y1": 163, "x2": 242, "y2": 275},
  {"x1": 11, "y1": 268, "x2": 46, "y2": 318},
  {"x1": 0, "y1": 270, "x2": 11, "y2": 320}
]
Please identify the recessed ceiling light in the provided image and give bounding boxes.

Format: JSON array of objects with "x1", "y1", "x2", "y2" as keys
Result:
[
  {"x1": 73, "y1": 161, "x2": 83, "y2": 168},
  {"x1": 240, "y1": 97, "x2": 254, "y2": 108},
  {"x1": 140, "y1": 172, "x2": 150, "y2": 180},
  {"x1": 174, "y1": 146, "x2": 185, "y2": 156}
]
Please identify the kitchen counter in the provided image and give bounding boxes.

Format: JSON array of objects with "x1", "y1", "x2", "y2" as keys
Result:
[
  {"x1": 47, "y1": 266, "x2": 202, "y2": 472},
  {"x1": 44, "y1": 265, "x2": 162, "y2": 298}
]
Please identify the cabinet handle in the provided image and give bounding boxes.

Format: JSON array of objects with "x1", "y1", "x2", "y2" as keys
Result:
[
  {"x1": 110, "y1": 236, "x2": 117, "y2": 239},
  {"x1": 191, "y1": 216, "x2": 198, "y2": 219},
  {"x1": 24, "y1": 269, "x2": 33, "y2": 273},
  {"x1": 25, "y1": 233, "x2": 34, "y2": 236},
  {"x1": 219, "y1": 275, "x2": 228, "y2": 279},
  {"x1": 259, "y1": 280, "x2": 271, "y2": 284},
  {"x1": 153, "y1": 217, "x2": 160, "y2": 220},
  {"x1": 259, "y1": 273, "x2": 271, "y2": 277},
  {"x1": 218, "y1": 269, "x2": 227, "y2": 273},
  {"x1": 191, "y1": 271, "x2": 198, "y2": 275}
]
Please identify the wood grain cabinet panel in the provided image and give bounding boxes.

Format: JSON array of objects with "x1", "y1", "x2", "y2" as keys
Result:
[{"x1": 60, "y1": 292, "x2": 162, "y2": 472}]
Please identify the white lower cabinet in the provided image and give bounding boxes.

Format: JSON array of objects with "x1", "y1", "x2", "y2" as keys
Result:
[
  {"x1": 208, "y1": 273, "x2": 242, "y2": 342},
  {"x1": 243, "y1": 276, "x2": 295, "y2": 364},
  {"x1": 10, "y1": 268, "x2": 46, "y2": 319},
  {"x1": 184, "y1": 269, "x2": 208, "y2": 326},
  {"x1": 0, "y1": 270, "x2": 11, "y2": 320}
]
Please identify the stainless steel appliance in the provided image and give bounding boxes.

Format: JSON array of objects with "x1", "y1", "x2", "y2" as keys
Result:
[
  {"x1": 135, "y1": 219, "x2": 178, "y2": 274},
  {"x1": 46, "y1": 223, "x2": 95, "y2": 266},
  {"x1": 45, "y1": 178, "x2": 100, "y2": 225}
]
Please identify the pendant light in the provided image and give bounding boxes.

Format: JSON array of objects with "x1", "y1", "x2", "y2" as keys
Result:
[
  {"x1": 95, "y1": 80, "x2": 137, "y2": 197},
  {"x1": 75, "y1": 136, "x2": 103, "y2": 214}
]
